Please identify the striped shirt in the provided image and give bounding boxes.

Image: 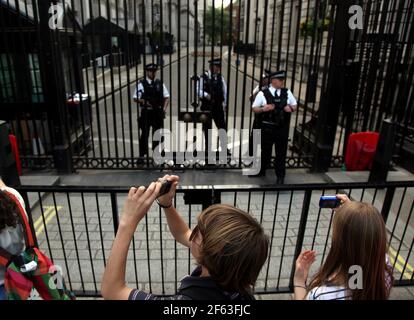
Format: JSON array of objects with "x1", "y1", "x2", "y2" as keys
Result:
[
  {"x1": 307, "y1": 285, "x2": 351, "y2": 300},
  {"x1": 306, "y1": 257, "x2": 394, "y2": 301}
]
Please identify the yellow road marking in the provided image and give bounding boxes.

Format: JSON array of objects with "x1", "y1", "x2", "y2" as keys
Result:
[
  {"x1": 388, "y1": 246, "x2": 414, "y2": 280},
  {"x1": 34, "y1": 206, "x2": 54, "y2": 229},
  {"x1": 35, "y1": 206, "x2": 62, "y2": 237},
  {"x1": 389, "y1": 247, "x2": 414, "y2": 272}
]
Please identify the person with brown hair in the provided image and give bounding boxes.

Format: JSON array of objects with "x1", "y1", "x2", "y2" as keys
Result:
[
  {"x1": 101, "y1": 175, "x2": 269, "y2": 300},
  {"x1": 293, "y1": 194, "x2": 393, "y2": 300},
  {"x1": 0, "y1": 178, "x2": 28, "y2": 300}
]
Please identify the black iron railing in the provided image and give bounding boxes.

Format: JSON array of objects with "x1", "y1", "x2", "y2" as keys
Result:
[{"x1": 17, "y1": 180, "x2": 414, "y2": 297}]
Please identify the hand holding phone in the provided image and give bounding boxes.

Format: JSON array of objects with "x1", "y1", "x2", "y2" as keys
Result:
[
  {"x1": 319, "y1": 195, "x2": 341, "y2": 208},
  {"x1": 156, "y1": 176, "x2": 180, "y2": 208},
  {"x1": 158, "y1": 179, "x2": 172, "y2": 197}
]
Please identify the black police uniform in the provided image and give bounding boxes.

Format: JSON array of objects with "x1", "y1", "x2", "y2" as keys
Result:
[
  {"x1": 200, "y1": 66, "x2": 228, "y2": 155},
  {"x1": 137, "y1": 73, "x2": 166, "y2": 157},
  {"x1": 257, "y1": 86, "x2": 291, "y2": 181}
]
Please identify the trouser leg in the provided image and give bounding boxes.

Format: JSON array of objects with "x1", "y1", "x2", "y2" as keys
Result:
[
  {"x1": 202, "y1": 118, "x2": 212, "y2": 159},
  {"x1": 260, "y1": 126, "x2": 275, "y2": 175},
  {"x1": 151, "y1": 110, "x2": 164, "y2": 154},
  {"x1": 274, "y1": 125, "x2": 289, "y2": 178},
  {"x1": 212, "y1": 107, "x2": 227, "y2": 152},
  {"x1": 139, "y1": 111, "x2": 150, "y2": 157},
  {"x1": 249, "y1": 119, "x2": 257, "y2": 156}
]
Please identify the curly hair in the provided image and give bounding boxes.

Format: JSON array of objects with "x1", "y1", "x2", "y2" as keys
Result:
[{"x1": 0, "y1": 190, "x2": 20, "y2": 231}]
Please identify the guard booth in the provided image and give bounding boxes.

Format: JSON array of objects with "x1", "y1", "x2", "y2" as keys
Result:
[
  {"x1": 0, "y1": 1, "x2": 91, "y2": 170},
  {"x1": 83, "y1": 17, "x2": 143, "y2": 68}
]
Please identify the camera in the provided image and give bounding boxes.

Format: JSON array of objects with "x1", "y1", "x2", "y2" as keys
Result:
[
  {"x1": 319, "y1": 196, "x2": 341, "y2": 208},
  {"x1": 158, "y1": 179, "x2": 172, "y2": 197}
]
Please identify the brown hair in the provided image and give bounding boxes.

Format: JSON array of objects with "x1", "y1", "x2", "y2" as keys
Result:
[
  {"x1": 0, "y1": 190, "x2": 19, "y2": 231},
  {"x1": 191, "y1": 204, "x2": 269, "y2": 295},
  {"x1": 308, "y1": 201, "x2": 393, "y2": 300}
]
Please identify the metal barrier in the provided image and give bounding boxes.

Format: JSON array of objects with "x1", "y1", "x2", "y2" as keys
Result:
[{"x1": 17, "y1": 180, "x2": 414, "y2": 297}]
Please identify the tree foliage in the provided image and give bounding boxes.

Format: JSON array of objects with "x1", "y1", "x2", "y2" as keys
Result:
[{"x1": 204, "y1": 6, "x2": 231, "y2": 45}]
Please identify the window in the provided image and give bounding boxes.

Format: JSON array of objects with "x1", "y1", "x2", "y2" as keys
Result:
[
  {"x1": 111, "y1": 36, "x2": 119, "y2": 48},
  {"x1": 153, "y1": 4, "x2": 160, "y2": 26},
  {"x1": 28, "y1": 54, "x2": 44, "y2": 103},
  {"x1": 128, "y1": 0, "x2": 135, "y2": 19},
  {"x1": 139, "y1": 3, "x2": 144, "y2": 24},
  {"x1": 0, "y1": 54, "x2": 16, "y2": 102},
  {"x1": 290, "y1": 1, "x2": 300, "y2": 43}
]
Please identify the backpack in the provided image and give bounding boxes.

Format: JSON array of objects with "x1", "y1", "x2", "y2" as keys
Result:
[
  {"x1": 0, "y1": 190, "x2": 75, "y2": 300},
  {"x1": 177, "y1": 275, "x2": 255, "y2": 301},
  {"x1": 179, "y1": 285, "x2": 255, "y2": 301}
]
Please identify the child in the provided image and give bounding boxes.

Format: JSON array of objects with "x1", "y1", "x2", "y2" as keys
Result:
[
  {"x1": 294, "y1": 194, "x2": 393, "y2": 300},
  {"x1": 101, "y1": 175, "x2": 269, "y2": 300},
  {"x1": 0, "y1": 179, "x2": 27, "y2": 300}
]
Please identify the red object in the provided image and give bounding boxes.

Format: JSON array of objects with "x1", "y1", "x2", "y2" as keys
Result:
[
  {"x1": 8, "y1": 134, "x2": 22, "y2": 176},
  {"x1": 344, "y1": 132, "x2": 379, "y2": 171}
]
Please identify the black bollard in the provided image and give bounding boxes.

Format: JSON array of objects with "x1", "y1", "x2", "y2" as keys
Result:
[{"x1": 368, "y1": 119, "x2": 396, "y2": 183}]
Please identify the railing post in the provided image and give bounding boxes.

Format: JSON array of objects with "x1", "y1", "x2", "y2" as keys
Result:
[
  {"x1": 311, "y1": 0, "x2": 353, "y2": 172},
  {"x1": 381, "y1": 187, "x2": 395, "y2": 222},
  {"x1": 289, "y1": 189, "x2": 312, "y2": 290},
  {"x1": 369, "y1": 119, "x2": 397, "y2": 183},
  {"x1": 110, "y1": 192, "x2": 119, "y2": 235},
  {"x1": 37, "y1": 0, "x2": 73, "y2": 173}
]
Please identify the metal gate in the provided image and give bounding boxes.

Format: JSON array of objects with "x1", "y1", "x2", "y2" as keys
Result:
[{"x1": 0, "y1": 0, "x2": 413, "y2": 172}]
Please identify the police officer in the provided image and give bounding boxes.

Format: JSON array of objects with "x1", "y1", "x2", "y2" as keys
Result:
[
  {"x1": 197, "y1": 58, "x2": 231, "y2": 157},
  {"x1": 133, "y1": 63, "x2": 170, "y2": 159},
  {"x1": 251, "y1": 70, "x2": 297, "y2": 184},
  {"x1": 249, "y1": 69, "x2": 271, "y2": 156}
]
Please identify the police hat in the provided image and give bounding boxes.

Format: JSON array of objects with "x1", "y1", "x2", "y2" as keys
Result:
[
  {"x1": 208, "y1": 58, "x2": 222, "y2": 66},
  {"x1": 145, "y1": 63, "x2": 159, "y2": 71},
  {"x1": 262, "y1": 69, "x2": 272, "y2": 78},
  {"x1": 270, "y1": 70, "x2": 286, "y2": 79}
]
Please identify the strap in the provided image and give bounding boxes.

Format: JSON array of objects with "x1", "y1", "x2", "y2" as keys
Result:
[
  {"x1": 3, "y1": 190, "x2": 35, "y2": 248},
  {"x1": 0, "y1": 247, "x2": 12, "y2": 267}
]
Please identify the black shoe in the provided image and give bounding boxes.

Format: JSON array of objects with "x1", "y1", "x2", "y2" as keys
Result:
[
  {"x1": 276, "y1": 177, "x2": 285, "y2": 184},
  {"x1": 249, "y1": 172, "x2": 266, "y2": 178}
]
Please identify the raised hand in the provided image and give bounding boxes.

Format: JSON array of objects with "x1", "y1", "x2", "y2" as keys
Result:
[
  {"x1": 121, "y1": 182, "x2": 162, "y2": 226},
  {"x1": 294, "y1": 250, "x2": 317, "y2": 286}
]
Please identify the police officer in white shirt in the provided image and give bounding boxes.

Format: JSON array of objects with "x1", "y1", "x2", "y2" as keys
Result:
[
  {"x1": 249, "y1": 69, "x2": 271, "y2": 156},
  {"x1": 251, "y1": 70, "x2": 297, "y2": 184},
  {"x1": 197, "y1": 58, "x2": 231, "y2": 157},
  {"x1": 133, "y1": 63, "x2": 170, "y2": 159}
]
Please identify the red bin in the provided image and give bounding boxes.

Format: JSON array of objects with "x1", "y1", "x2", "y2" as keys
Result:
[
  {"x1": 8, "y1": 134, "x2": 22, "y2": 176},
  {"x1": 344, "y1": 132, "x2": 379, "y2": 171}
]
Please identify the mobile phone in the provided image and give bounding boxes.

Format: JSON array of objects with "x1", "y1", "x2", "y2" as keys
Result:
[
  {"x1": 319, "y1": 196, "x2": 341, "y2": 208},
  {"x1": 158, "y1": 180, "x2": 172, "y2": 197}
]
